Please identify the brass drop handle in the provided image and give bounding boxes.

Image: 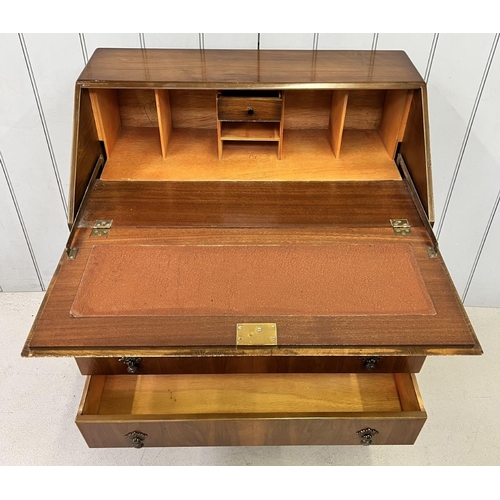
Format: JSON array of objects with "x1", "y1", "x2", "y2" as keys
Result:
[
  {"x1": 247, "y1": 107, "x2": 254, "y2": 115},
  {"x1": 126, "y1": 431, "x2": 147, "y2": 448},
  {"x1": 357, "y1": 428, "x2": 379, "y2": 446}
]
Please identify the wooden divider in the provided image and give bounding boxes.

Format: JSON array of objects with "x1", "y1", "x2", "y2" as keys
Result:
[
  {"x1": 329, "y1": 89, "x2": 413, "y2": 160},
  {"x1": 155, "y1": 89, "x2": 172, "y2": 159},
  {"x1": 329, "y1": 90, "x2": 349, "y2": 158},
  {"x1": 379, "y1": 90, "x2": 414, "y2": 158},
  {"x1": 89, "y1": 89, "x2": 121, "y2": 157}
]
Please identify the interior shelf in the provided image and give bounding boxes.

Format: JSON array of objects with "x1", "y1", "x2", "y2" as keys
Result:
[
  {"x1": 101, "y1": 128, "x2": 401, "y2": 182},
  {"x1": 220, "y1": 122, "x2": 280, "y2": 141}
]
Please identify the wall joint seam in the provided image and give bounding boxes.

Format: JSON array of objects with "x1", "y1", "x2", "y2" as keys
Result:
[
  {"x1": 79, "y1": 33, "x2": 88, "y2": 64},
  {"x1": 0, "y1": 150, "x2": 45, "y2": 291},
  {"x1": 424, "y1": 33, "x2": 439, "y2": 83},
  {"x1": 463, "y1": 188, "x2": 500, "y2": 302},
  {"x1": 18, "y1": 33, "x2": 68, "y2": 218}
]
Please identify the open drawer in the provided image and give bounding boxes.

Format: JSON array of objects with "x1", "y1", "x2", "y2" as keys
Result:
[{"x1": 77, "y1": 373, "x2": 426, "y2": 447}]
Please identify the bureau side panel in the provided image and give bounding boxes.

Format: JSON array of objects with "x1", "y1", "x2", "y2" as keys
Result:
[
  {"x1": 68, "y1": 87, "x2": 103, "y2": 227},
  {"x1": 399, "y1": 87, "x2": 434, "y2": 222}
]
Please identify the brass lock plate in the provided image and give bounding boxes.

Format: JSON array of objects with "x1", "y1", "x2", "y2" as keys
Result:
[{"x1": 236, "y1": 323, "x2": 277, "y2": 346}]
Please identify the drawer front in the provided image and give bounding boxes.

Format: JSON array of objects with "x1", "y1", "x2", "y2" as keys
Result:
[
  {"x1": 77, "y1": 416, "x2": 426, "y2": 448},
  {"x1": 218, "y1": 97, "x2": 282, "y2": 121},
  {"x1": 75, "y1": 356, "x2": 426, "y2": 375},
  {"x1": 76, "y1": 373, "x2": 426, "y2": 448}
]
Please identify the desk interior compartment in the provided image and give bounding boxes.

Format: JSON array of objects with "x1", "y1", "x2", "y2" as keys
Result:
[
  {"x1": 90, "y1": 88, "x2": 172, "y2": 161},
  {"x1": 92, "y1": 88, "x2": 414, "y2": 182}
]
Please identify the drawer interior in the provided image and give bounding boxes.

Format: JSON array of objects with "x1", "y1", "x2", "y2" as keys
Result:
[{"x1": 80, "y1": 373, "x2": 424, "y2": 418}]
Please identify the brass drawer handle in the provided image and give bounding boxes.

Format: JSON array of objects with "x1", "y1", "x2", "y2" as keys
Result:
[
  {"x1": 119, "y1": 357, "x2": 142, "y2": 373},
  {"x1": 247, "y1": 107, "x2": 254, "y2": 115},
  {"x1": 357, "y1": 428, "x2": 379, "y2": 446},
  {"x1": 126, "y1": 431, "x2": 148, "y2": 448}
]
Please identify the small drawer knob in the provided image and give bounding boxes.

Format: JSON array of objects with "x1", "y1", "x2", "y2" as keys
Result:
[
  {"x1": 360, "y1": 356, "x2": 381, "y2": 371},
  {"x1": 357, "y1": 428, "x2": 379, "y2": 446},
  {"x1": 118, "y1": 357, "x2": 142, "y2": 373},
  {"x1": 247, "y1": 107, "x2": 254, "y2": 115},
  {"x1": 126, "y1": 431, "x2": 148, "y2": 448}
]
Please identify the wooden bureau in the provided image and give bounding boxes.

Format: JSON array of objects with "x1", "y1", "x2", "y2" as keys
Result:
[{"x1": 22, "y1": 49, "x2": 482, "y2": 449}]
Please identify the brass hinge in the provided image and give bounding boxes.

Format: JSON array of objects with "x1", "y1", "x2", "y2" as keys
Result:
[
  {"x1": 427, "y1": 246, "x2": 438, "y2": 258},
  {"x1": 390, "y1": 219, "x2": 411, "y2": 236},
  {"x1": 236, "y1": 323, "x2": 277, "y2": 346},
  {"x1": 67, "y1": 247, "x2": 79, "y2": 260},
  {"x1": 91, "y1": 219, "x2": 113, "y2": 238}
]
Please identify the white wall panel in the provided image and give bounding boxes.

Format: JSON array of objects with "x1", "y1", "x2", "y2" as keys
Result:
[
  {"x1": 204, "y1": 34, "x2": 258, "y2": 49},
  {"x1": 0, "y1": 34, "x2": 67, "y2": 288},
  {"x1": 0, "y1": 156, "x2": 41, "y2": 292},
  {"x1": 260, "y1": 33, "x2": 314, "y2": 50},
  {"x1": 438, "y1": 44, "x2": 500, "y2": 299},
  {"x1": 426, "y1": 34, "x2": 495, "y2": 229},
  {"x1": 84, "y1": 33, "x2": 140, "y2": 59},
  {"x1": 318, "y1": 34, "x2": 373, "y2": 50},
  {"x1": 22, "y1": 34, "x2": 84, "y2": 199},
  {"x1": 377, "y1": 33, "x2": 434, "y2": 78},
  {"x1": 466, "y1": 203, "x2": 500, "y2": 307},
  {"x1": 144, "y1": 34, "x2": 199, "y2": 48}
]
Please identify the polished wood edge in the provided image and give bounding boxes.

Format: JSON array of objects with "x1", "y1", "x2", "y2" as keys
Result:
[
  {"x1": 76, "y1": 411, "x2": 427, "y2": 423},
  {"x1": 77, "y1": 82, "x2": 424, "y2": 91},
  {"x1": 410, "y1": 373, "x2": 426, "y2": 412},
  {"x1": 77, "y1": 376, "x2": 93, "y2": 416},
  {"x1": 20, "y1": 258, "x2": 64, "y2": 358},
  {"x1": 25, "y1": 345, "x2": 483, "y2": 358},
  {"x1": 394, "y1": 373, "x2": 423, "y2": 411},
  {"x1": 436, "y1": 258, "x2": 484, "y2": 356},
  {"x1": 420, "y1": 85, "x2": 434, "y2": 223},
  {"x1": 81, "y1": 375, "x2": 107, "y2": 416},
  {"x1": 66, "y1": 155, "x2": 104, "y2": 251},
  {"x1": 68, "y1": 86, "x2": 82, "y2": 227},
  {"x1": 398, "y1": 153, "x2": 437, "y2": 249}
]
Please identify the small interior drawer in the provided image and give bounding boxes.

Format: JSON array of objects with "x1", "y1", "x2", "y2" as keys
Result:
[
  {"x1": 76, "y1": 373, "x2": 426, "y2": 448},
  {"x1": 218, "y1": 96, "x2": 283, "y2": 122}
]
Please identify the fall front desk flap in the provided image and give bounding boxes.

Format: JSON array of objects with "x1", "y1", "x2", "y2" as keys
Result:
[{"x1": 25, "y1": 233, "x2": 478, "y2": 355}]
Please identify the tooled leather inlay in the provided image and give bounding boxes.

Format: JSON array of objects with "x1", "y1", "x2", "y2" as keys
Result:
[{"x1": 70, "y1": 244, "x2": 436, "y2": 317}]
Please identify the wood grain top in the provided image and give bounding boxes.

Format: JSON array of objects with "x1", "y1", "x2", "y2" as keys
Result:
[
  {"x1": 78, "y1": 49, "x2": 424, "y2": 89},
  {"x1": 80, "y1": 180, "x2": 422, "y2": 228}
]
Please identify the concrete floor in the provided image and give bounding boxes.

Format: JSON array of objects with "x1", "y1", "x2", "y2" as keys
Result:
[{"x1": 0, "y1": 292, "x2": 498, "y2": 466}]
